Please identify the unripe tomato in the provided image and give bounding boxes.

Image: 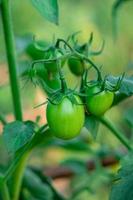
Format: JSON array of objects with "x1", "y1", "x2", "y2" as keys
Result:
[
  {"x1": 68, "y1": 57, "x2": 85, "y2": 76},
  {"x1": 26, "y1": 41, "x2": 48, "y2": 60},
  {"x1": 86, "y1": 85, "x2": 114, "y2": 116},
  {"x1": 35, "y1": 65, "x2": 61, "y2": 90},
  {"x1": 46, "y1": 96, "x2": 85, "y2": 139},
  {"x1": 45, "y1": 72, "x2": 61, "y2": 90}
]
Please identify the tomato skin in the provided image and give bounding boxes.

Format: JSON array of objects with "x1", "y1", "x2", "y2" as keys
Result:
[
  {"x1": 45, "y1": 73, "x2": 61, "y2": 90},
  {"x1": 46, "y1": 96, "x2": 85, "y2": 139},
  {"x1": 86, "y1": 86, "x2": 114, "y2": 116},
  {"x1": 36, "y1": 65, "x2": 61, "y2": 90},
  {"x1": 26, "y1": 41, "x2": 48, "y2": 60},
  {"x1": 68, "y1": 57, "x2": 84, "y2": 76}
]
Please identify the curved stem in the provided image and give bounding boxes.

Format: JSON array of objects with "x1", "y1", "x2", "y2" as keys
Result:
[
  {"x1": 99, "y1": 116, "x2": 132, "y2": 151},
  {"x1": 1, "y1": 0, "x2": 23, "y2": 121},
  {"x1": 76, "y1": 52, "x2": 102, "y2": 82},
  {"x1": 56, "y1": 38, "x2": 74, "y2": 51},
  {"x1": 55, "y1": 38, "x2": 102, "y2": 81}
]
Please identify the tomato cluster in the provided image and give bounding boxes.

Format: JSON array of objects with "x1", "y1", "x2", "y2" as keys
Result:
[
  {"x1": 24, "y1": 35, "x2": 122, "y2": 140},
  {"x1": 22, "y1": 40, "x2": 66, "y2": 90}
]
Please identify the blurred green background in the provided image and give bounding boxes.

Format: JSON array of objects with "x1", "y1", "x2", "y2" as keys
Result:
[{"x1": 0, "y1": 0, "x2": 133, "y2": 199}]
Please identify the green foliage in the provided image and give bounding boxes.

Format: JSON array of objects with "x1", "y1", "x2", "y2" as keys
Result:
[
  {"x1": 30, "y1": 0, "x2": 59, "y2": 25},
  {"x1": 107, "y1": 75, "x2": 133, "y2": 104},
  {"x1": 61, "y1": 158, "x2": 87, "y2": 174},
  {"x1": 124, "y1": 108, "x2": 133, "y2": 127},
  {"x1": 3, "y1": 121, "x2": 35, "y2": 153},
  {"x1": 71, "y1": 169, "x2": 111, "y2": 200},
  {"x1": 110, "y1": 152, "x2": 133, "y2": 200},
  {"x1": 23, "y1": 168, "x2": 53, "y2": 200},
  {"x1": 55, "y1": 139, "x2": 91, "y2": 151},
  {"x1": 85, "y1": 115, "x2": 99, "y2": 139},
  {"x1": 0, "y1": 0, "x2": 133, "y2": 199}
]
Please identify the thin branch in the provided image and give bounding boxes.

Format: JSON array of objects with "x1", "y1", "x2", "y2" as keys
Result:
[{"x1": 99, "y1": 116, "x2": 132, "y2": 151}]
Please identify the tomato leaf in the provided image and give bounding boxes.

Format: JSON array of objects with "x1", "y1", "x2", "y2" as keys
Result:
[
  {"x1": 124, "y1": 108, "x2": 133, "y2": 127},
  {"x1": 23, "y1": 168, "x2": 53, "y2": 200},
  {"x1": 85, "y1": 115, "x2": 99, "y2": 139},
  {"x1": 110, "y1": 152, "x2": 133, "y2": 200},
  {"x1": 56, "y1": 139, "x2": 91, "y2": 151},
  {"x1": 3, "y1": 121, "x2": 35, "y2": 153},
  {"x1": 61, "y1": 159, "x2": 87, "y2": 174},
  {"x1": 30, "y1": 0, "x2": 59, "y2": 25},
  {"x1": 107, "y1": 75, "x2": 133, "y2": 105}
]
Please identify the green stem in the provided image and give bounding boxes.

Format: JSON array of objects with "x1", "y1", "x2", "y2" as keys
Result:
[
  {"x1": 10, "y1": 152, "x2": 30, "y2": 200},
  {"x1": 1, "y1": 182, "x2": 10, "y2": 200},
  {"x1": 1, "y1": 1, "x2": 24, "y2": 199},
  {"x1": 58, "y1": 68, "x2": 67, "y2": 94},
  {"x1": 1, "y1": 0, "x2": 22, "y2": 121},
  {"x1": 99, "y1": 116, "x2": 132, "y2": 151},
  {"x1": 55, "y1": 38, "x2": 102, "y2": 81}
]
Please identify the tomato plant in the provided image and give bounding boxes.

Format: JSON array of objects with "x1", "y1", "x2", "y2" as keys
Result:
[{"x1": 0, "y1": 0, "x2": 133, "y2": 200}]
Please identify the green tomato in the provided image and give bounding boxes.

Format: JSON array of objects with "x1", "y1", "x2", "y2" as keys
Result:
[
  {"x1": 35, "y1": 65, "x2": 61, "y2": 90},
  {"x1": 26, "y1": 41, "x2": 48, "y2": 60},
  {"x1": 46, "y1": 96, "x2": 85, "y2": 140},
  {"x1": 86, "y1": 85, "x2": 114, "y2": 116},
  {"x1": 45, "y1": 72, "x2": 61, "y2": 90},
  {"x1": 68, "y1": 57, "x2": 85, "y2": 76}
]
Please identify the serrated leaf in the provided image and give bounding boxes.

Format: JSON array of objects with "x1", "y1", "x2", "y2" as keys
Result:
[
  {"x1": 85, "y1": 115, "x2": 99, "y2": 139},
  {"x1": 31, "y1": 0, "x2": 59, "y2": 25},
  {"x1": 3, "y1": 121, "x2": 35, "y2": 153},
  {"x1": 110, "y1": 152, "x2": 133, "y2": 200}
]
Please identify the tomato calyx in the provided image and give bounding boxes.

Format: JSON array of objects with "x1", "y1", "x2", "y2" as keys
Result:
[
  {"x1": 81, "y1": 67, "x2": 125, "y2": 97},
  {"x1": 67, "y1": 32, "x2": 105, "y2": 58}
]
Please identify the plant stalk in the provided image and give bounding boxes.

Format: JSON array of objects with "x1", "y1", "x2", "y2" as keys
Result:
[
  {"x1": 1, "y1": 0, "x2": 24, "y2": 199},
  {"x1": 1, "y1": 0, "x2": 23, "y2": 121},
  {"x1": 1, "y1": 182, "x2": 11, "y2": 200},
  {"x1": 99, "y1": 116, "x2": 132, "y2": 151},
  {"x1": 10, "y1": 152, "x2": 30, "y2": 200}
]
